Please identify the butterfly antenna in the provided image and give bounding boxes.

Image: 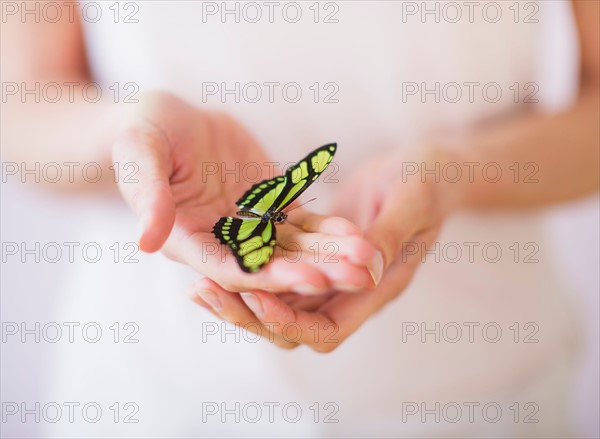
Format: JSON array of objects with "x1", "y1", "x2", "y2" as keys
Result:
[{"x1": 284, "y1": 197, "x2": 317, "y2": 214}]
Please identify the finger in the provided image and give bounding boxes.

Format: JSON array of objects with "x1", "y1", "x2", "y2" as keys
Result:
[
  {"x1": 179, "y1": 231, "x2": 332, "y2": 295},
  {"x1": 276, "y1": 292, "x2": 336, "y2": 312},
  {"x1": 242, "y1": 245, "x2": 423, "y2": 353},
  {"x1": 275, "y1": 228, "x2": 376, "y2": 291},
  {"x1": 273, "y1": 245, "x2": 374, "y2": 291},
  {"x1": 277, "y1": 292, "x2": 301, "y2": 304},
  {"x1": 190, "y1": 289, "x2": 223, "y2": 319},
  {"x1": 236, "y1": 205, "x2": 442, "y2": 353},
  {"x1": 240, "y1": 290, "x2": 344, "y2": 353},
  {"x1": 189, "y1": 278, "x2": 297, "y2": 349},
  {"x1": 112, "y1": 124, "x2": 176, "y2": 253},
  {"x1": 314, "y1": 227, "x2": 442, "y2": 340},
  {"x1": 282, "y1": 213, "x2": 383, "y2": 289},
  {"x1": 289, "y1": 211, "x2": 363, "y2": 237},
  {"x1": 364, "y1": 185, "x2": 426, "y2": 273},
  {"x1": 277, "y1": 227, "x2": 376, "y2": 265}
]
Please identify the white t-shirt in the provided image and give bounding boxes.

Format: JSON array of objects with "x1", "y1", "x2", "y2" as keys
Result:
[{"x1": 43, "y1": 1, "x2": 581, "y2": 437}]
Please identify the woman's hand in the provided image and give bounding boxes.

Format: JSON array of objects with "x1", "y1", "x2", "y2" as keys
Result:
[
  {"x1": 114, "y1": 91, "x2": 379, "y2": 295},
  {"x1": 190, "y1": 147, "x2": 457, "y2": 351}
]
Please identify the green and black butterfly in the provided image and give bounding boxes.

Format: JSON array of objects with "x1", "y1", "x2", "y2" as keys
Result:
[{"x1": 212, "y1": 143, "x2": 337, "y2": 273}]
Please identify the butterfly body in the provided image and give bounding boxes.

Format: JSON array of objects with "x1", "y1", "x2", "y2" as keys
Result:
[
  {"x1": 235, "y1": 208, "x2": 288, "y2": 224},
  {"x1": 212, "y1": 143, "x2": 337, "y2": 273}
]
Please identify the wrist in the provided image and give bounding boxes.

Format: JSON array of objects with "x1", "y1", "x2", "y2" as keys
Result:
[{"x1": 417, "y1": 144, "x2": 471, "y2": 217}]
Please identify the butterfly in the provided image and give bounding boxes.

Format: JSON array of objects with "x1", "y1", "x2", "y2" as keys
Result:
[{"x1": 212, "y1": 143, "x2": 337, "y2": 273}]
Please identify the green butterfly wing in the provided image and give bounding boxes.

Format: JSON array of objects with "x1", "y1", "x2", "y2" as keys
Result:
[
  {"x1": 236, "y1": 176, "x2": 287, "y2": 216},
  {"x1": 213, "y1": 143, "x2": 337, "y2": 273},
  {"x1": 273, "y1": 142, "x2": 337, "y2": 211},
  {"x1": 212, "y1": 217, "x2": 276, "y2": 273},
  {"x1": 236, "y1": 143, "x2": 337, "y2": 215}
]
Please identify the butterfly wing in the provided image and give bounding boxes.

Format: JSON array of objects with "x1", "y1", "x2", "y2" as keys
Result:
[
  {"x1": 235, "y1": 175, "x2": 288, "y2": 216},
  {"x1": 272, "y1": 143, "x2": 337, "y2": 211},
  {"x1": 236, "y1": 143, "x2": 337, "y2": 216},
  {"x1": 212, "y1": 217, "x2": 276, "y2": 273}
]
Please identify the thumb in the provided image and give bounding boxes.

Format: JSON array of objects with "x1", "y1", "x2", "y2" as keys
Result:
[
  {"x1": 365, "y1": 188, "x2": 422, "y2": 282},
  {"x1": 364, "y1": 203, "x2": 399, "y2": 283},
  {"x1": 112, "y1": 123, "x2": 176, "y2": 253}
]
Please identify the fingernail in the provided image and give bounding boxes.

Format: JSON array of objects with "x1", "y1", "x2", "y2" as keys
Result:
[
  {"x1": 241, "y1": 292, "x2": 264, "y2": 319},
  {"x1": 292, "y1": 284, "x2": 325, "y2": 295},
  {"x1": 367, "y1": 251, "x2": 384, "y2": 286},
  {"x1": 196, "y1": 289, "x2": 222, "y2": 311},
  {"x1": 349, "y1": 256, "x2": 367, "y2": 265},
  {"x1": 137, "y1": 211, "x2": 152, "y2": 239}
]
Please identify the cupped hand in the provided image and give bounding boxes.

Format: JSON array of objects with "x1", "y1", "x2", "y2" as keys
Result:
[
  {"x1": 114, "y1": 91, "x2": 378, "y2": 294},
  {"x1": 190, "y1": 147, "x2": 457, "y2": 351}
]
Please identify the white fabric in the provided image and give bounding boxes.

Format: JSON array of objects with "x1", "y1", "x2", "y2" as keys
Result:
[{"x1": 43, "y1": 1, "x2": 581, "y2": 437}]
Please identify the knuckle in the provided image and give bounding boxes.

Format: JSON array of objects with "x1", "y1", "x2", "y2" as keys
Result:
[{"x1": 339, "y1": 219, "x2": 362, "y2": 236}]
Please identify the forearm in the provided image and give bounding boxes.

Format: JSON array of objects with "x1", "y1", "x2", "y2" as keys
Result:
[
  {"x1": 2, "y1": 86, "x2": 123, "y2": 161},
  {"x1": 2, "y1": 93, "x2": 128, "y2": 190},
  {"x1": 1, "y1": 2, "x2": 124, "y2": 189},
  {"x1": 438, "y1": 0, "x2": 600, "y2": 211},
  {"x1": 434, "y1": 84, "x2": 599, "y2": 211}
]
